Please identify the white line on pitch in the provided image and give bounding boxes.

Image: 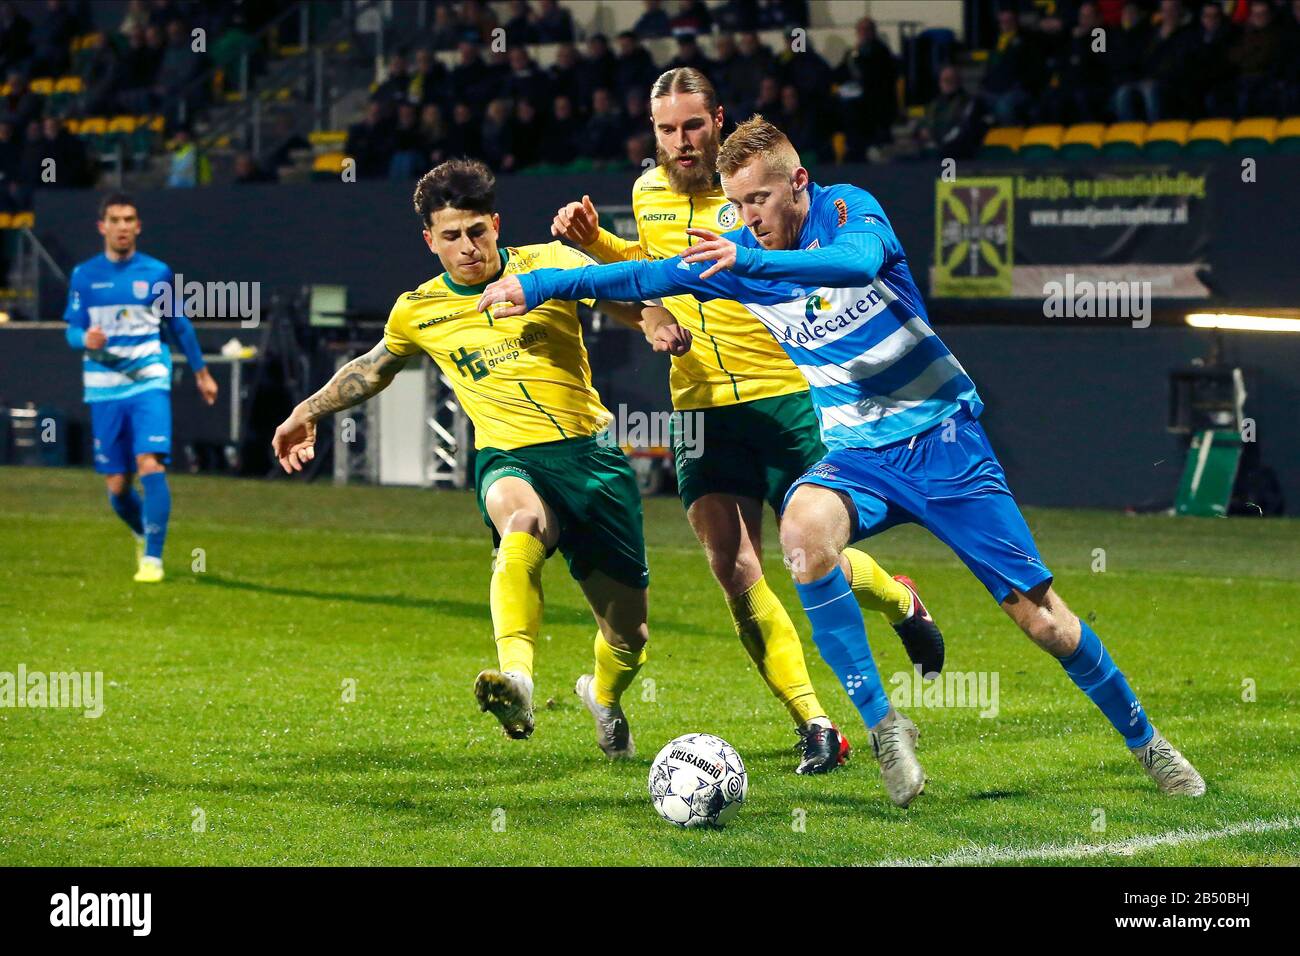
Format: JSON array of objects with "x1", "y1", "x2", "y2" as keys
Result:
[{"x1": 876, "y1": 816, "x2": 1300, "y2": 866}]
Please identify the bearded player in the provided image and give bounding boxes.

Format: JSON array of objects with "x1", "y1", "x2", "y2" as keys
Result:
[
  {"x1": 477, "y1": 118, "x2": 1206, "y2": 807},
  {"x1": 272, "y1": 160, "x2": 654, "y2": 759},
  {"x1": 549, "y1": 68, "x2": 944, "y2": 774}
]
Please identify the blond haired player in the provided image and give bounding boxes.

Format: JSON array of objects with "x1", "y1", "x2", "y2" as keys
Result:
[
  {"x1": 550, "y1": 68, "x2": 945, "y2": 774},
  {"x1": 272, "y1": 159, "x2": 652, "y2": 759}
]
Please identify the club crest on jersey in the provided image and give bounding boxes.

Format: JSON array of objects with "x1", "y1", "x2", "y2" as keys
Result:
[
  {"x1": 132, "y1": 280, "x2": 150, "y2": 298},
  {"x1": 716, "y1": 202, "x2": 737, "y2": 229}
]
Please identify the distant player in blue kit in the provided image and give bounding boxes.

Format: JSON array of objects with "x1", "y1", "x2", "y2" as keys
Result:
[
  {"x1": 477, "y1": 117, "x2": 1206, "y2": 807},
  {"x1": 63, "y1": 193, "x2": 217, "y2": 582}
]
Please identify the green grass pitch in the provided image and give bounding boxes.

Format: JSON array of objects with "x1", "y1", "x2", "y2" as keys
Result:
[{"x1": 1, "y1": 465, "x2": 1297, "y2": 866}]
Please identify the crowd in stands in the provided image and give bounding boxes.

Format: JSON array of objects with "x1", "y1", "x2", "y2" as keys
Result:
[{"x1": 344, "y1": 0, "x2": 1300, "y2": 180}]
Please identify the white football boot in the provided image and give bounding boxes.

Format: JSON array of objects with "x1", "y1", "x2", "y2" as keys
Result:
[
  {"x1": 1131, "y1": 728, "x2": 1206, "y2": 796},
  {"x1": 869, "y1": 709, "x2": 926, "y2": 807},
  {"x1": 473, "y1": 669, "x2": 535, "y2": 739},
  {"x1": 574, "y1": 674, "x2": 635, "y2": 759}
]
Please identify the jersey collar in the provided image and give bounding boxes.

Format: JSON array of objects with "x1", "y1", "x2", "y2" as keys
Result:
[
  {"x1": 443, "y1": 247, "x2": 510, "y2": 297},
  {"x1": 795, "y1": 182, "x2": 824, "y2": 249}
]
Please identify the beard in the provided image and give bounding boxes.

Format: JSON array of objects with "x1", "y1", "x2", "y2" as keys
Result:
[{"x1": 657, "y1": 132, "x2": 721, "y2": 194}]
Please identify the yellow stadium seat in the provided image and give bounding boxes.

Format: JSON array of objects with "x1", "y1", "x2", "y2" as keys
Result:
[
  {"x1": 1186, "y1": 118, "x2": 1232, "y2": 155},
  {"x1": 1060, "y1": 123, "x2": 1104, "y2": 158},
  {"x1": 10, "y1": 212, "x2": 34, "y2": 229},
  {"x1": 29, "y1": 77, "x2": 54, "y2": 95},
  {"x1": 0, "y1": 213, "x2": 12, "y2": 229},
  {"x1": 979, "y1": 126, "x2": 1023, "y2": 159},
  {"x1": 1275, "y1": 116, "x2": 1300, "y2": 153},
  {"x1": 107, "y1": 115, "x2": 137, "y2": 133},
  {"x1": 54, "y1": 75, "x2": 83, "y2": 93},
  {"x1": 1018, "y1": 124, "x2": 1064, "y2": 160},
  {"x1": 1144, "y1": 120, "x2": 1190, "y2": 157},
  {"x1": 1102, "y1": 122, "x2": 1147, "y2": 156},
  {"x1": 308, "y1": 130, "x2": 347, "y2": 146},
  {"x1": 312, "y1": 152, "x2": 347, "y2": 176},
  {"x1": 1230, "y1": 117, "x2": 1277, "y2": 153},
  {"x1": 77, "y1": 116, "x2": 107, "y2": 135}
]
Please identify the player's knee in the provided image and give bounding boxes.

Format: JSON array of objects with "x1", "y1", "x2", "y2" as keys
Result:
[
  {"x1": 1020, "y1": 606, "x2": 1077, "y2": 655},
  {"x1": 707, "y1": 548, "x2": 761, "y2": 598},
  {"x1": 501, "y1": 508, "x2": 544, "y2": 538},
  {"x1": 105, "y1": 474, "x2": 129, "y2": 497},
  {"x1": 136, "y1": 454, "x2": 165, "y2": 476},
  {"x1": 604, "y1": 623, "x2": 648, "y2": 654},
  {"x1": 779, "y1": 515, "x2": 836, "y2": 581}
]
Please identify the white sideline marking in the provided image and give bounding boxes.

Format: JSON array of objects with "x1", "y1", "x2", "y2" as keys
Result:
[{"x1": 876, "y1": 816, "x2": 1300, "y2": 866}]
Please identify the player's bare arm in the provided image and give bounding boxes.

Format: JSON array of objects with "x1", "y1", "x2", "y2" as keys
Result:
[
  {"x1": 272, "y1": 340, "x2": 410, "y2": 473},
  {"x1": 642, "y1": 305, "x2": 691, "y2": 355}
]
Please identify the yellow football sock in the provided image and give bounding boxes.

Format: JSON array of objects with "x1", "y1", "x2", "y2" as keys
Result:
[
  {"x1": 729, "y1": 577, "x2": 826, "y2": 727},
  {"x1": 592, "y1": 631, "x2": 646, "y2": 707},
  {"x1": 489, "y1": 531, "x2": 546, "y2": 681},
  {"x1": 843, "y1": 547, "x2": 912, "y2": 625}
]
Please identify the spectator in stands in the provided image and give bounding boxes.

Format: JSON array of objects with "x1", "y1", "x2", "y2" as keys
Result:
[
  {"x1": 715, "y1": 0, "x2": 761, "y2": 33},
  {"x1": 777, "y1": 83, "x2": 818, "y2": 157},
  {"x1": 28, "y1": 0, "x2": 78, "y2": 76},
  {"x1": 1109, "y1": 0, "x2": 1152, "y2": 121},
  {"x1": 119, "y1": 0, "x2": 149, "y2": 36},
  {"x1": 918, "y1": 63, "x2": 980, "y2": 158},
  {"x1": 1229, "y1": 0, "x2": 1286, "y2": 116},
  {"x1": 1190, "y1": 0, "x2": 1238, "y2": 118},
  {"x1": 112, "y1": 27, "x2": 160, "y2": 112},
  {"x1": 634, "y1": 1, "x2": 672, "y2": 39},
  {"x1": 458, "y1": 0, "x2": 498, "y2": 44},
  {"x1": 165, "y1": 127, "x2": 210, "y2": 187},
  {"x1": 444, "y1": 100, "x2": 482, "y2": 159},
  {"x1": 1045, "y1": 0, "x2": 1111, "y2": 123},
  {"x1": 263, "y1": 112, "x2": 309, "y2": 174},
  {"x1": 38, "y1": 115, "x2": 91, "y2": 187},
  {"x1": 374, "y1": 51, "x2": 411, "y2": 107},
  {"x1": 155, "y1": 18, "x2": 206, "y2": 123},
  {"x1": 758, "y1": 0, "x2": 808, "y2": 30},
  {"x1": 408, "y1": 47, "x2": 447, "y2": 108},
  {"x1": 540, "y1": 93, "x2": 579, "y2": 164},
  {"x1": 624, "y1": 87, "x2": 648, "y2": 134},
  {"x1": 752, "y1": 73, "x2": 781, "y2": 116},
  {"x1": 981, "y1": 6, "x2": 1043, "y2": 126},
  {"x1": 511, "y1": 98, "x2": 542, "y2": 169},
  {"x1": 720, "y1": 31, "x2": 774, "y2": 115},
  {"x1": 1132, "y1": 0, "x2": 1198, "y2": 120},
  {"x1": 534, "y1": 0, "x2": 575, "y2": 44},
  {"x1": 390, "y1": 100, "x2": 428, "y2": 180},
  {"x1": 0, "y1": 1, "x2": 32, "y2": 70},
  {"x1": 449, "y1": 41, "x2": 495, "y2": 109},
  {"x1": 0, "y1": 119, "x2": 18, "y2": 181},
  {"x1": 421, "y1": 102, "x2": 448, "y2": 165},
  {"x1": 614, "y1": 31, "x2": 657, "y2": 98},
  {"x1": 835, "y1": 16, "x2": 899, "y2": 152},
  {"x1": 671, "y1": 0, "x2": 714, "y2": 36},
  {"x1": 481, "y1": 98, "x2": 515, "y2": 171},
  {"x1": 148, "y1": 0, "x2": 182, "y2": 31},
  {"x1": 503, "y1": 0, "x2": 538, "y2": 47},
  {"x1": 501, "y1": 45, "x2": 550, "y2": 110},
  {"x1": 1, "y1": 71, "x2": 39, "y2": 131},
  {"x1": 576, "y1": 34, "x2": 617, "y2": 112},
  {"x1": 668, "y1": 33, "x2": 714, "y2": 78},
  {"x1": 548, "y1": 42, "x2": 581, "y2": 103},
  {"x1": 431, "y1": 4, "x2": 462, "y2": 52},
  {"x1": 582, "y1": 87, "x2": 626, "y2": 163},
  {"x1": 777, "y1": 31, "x2": 832, "y2": 138},
  {"x1": 232, "y1": 151, "x2": 274, "y2": 184},
  {"x1": 625, "y1": 130, "x2": 654, "y2": 169},
  {"x1": 345, "y1": 100, "x2": 395, "y2": 179}
]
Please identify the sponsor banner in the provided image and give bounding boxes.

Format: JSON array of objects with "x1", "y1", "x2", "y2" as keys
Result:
[{"x1": 931, "y1": 168, "x2": 1210, "y2": 300}]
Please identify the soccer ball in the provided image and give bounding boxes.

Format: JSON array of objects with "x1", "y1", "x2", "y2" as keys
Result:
[{"x1": 648, "y1": 733, "x2": 747, "y2": 828}]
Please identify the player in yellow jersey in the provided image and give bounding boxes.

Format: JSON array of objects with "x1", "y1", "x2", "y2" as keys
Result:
[
  {"x1": 550, "y1": 68, "x2": 946, "y2": 774},
  {"x1": 272, "y1": 159, "x2": 654, "y2": 759}
]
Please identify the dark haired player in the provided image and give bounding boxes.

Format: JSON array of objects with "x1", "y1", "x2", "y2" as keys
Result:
[
  {"x1": 63, "y1": 193, "x2": 217, "y2": 583},
  {"x1": 272, "y1": 160, "x2": 653, "y2": 759}
]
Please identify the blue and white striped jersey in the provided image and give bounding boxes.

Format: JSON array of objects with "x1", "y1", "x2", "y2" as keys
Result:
[
  {"x1": 518, "y1": 181, "x2": 983, "y2": 450},
  {"x1": 62, "y1": 252, "x2": 204, "y2": 404}
]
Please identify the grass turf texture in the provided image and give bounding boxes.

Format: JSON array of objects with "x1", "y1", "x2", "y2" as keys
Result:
[{"x1": 1, "y1": 465, "x2": 1297, "y2": 866}]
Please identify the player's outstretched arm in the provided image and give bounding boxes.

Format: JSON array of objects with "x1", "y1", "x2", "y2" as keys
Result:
[
  {"x1": 551, "y1": 194, "x2": 648, "y2": 263},
  {"x1": 683, "y1": 227, "x2": 889, "y2": 287},
  {"x1": 273, "y1": 340, "x2": 410, "y2": 474}
]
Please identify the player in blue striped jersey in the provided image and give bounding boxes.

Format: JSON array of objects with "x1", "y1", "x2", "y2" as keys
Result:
[
  {"x1": 63, "y1": 193, "x2": 218, "y2": 583},
  {"x1": 477, "y1": 117, "x2": 1205, "y2": 807}
]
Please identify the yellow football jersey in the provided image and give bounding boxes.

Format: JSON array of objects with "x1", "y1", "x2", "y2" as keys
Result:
[
  {"x1": 619, "y1": 163, "x2": 809, "y2": 410},
  {"x1": 383, "y1": 243, "x2": 611, "y2": 451}
]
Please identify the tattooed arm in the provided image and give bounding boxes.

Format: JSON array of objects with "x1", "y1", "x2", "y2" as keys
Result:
[{"x1": 272, "y1": 340, "x2": 412, "y2": 474}]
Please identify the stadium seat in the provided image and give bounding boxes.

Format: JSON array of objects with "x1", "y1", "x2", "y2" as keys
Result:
[
  {"x1": 1143, "y1": 120, "x2": 1190, "y2": 157},
  {"x1": 978, "y1": 126, "x2": 1023, "y2": 159},
  {"x1": 1185, "y1": 119, "x2": 1232, "y2": 156},
  {"x1": 312, "y1": 152, "x2": 348, "y2": 179},
  {"x1": 1275, "y1": 116, "x2": 1300, "y2": 153},
  {"x1": 1060, "y1": 123, "x2": 1105, "y2": 159},
  {"x1": 1101, "y1": 122, "x2": 1146, "y2": 156},
  {"x1": 28, "y1": 77, "x2": 55, "y2": 95},
  {"x1": 308, "y1": 130, "x2": 347, "y2": 148},
  {"x1": 1018, "y1": 124, "x2": 1064, "y2": 160},
  {"x1": 1230, "y1": 117, "x2": 1277, "y2": 154}
]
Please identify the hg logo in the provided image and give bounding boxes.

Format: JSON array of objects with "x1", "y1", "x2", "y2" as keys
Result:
[{"x1": 450, "y1": 347, "x2": 488, "y2": 381}]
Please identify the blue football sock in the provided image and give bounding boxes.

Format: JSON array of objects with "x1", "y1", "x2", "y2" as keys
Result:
[
  {"x1": 109, "y1": 488, "x2": 144, "y2": 536},
  {"x1": 140, "y1": 472, "x2": 171, "y2": 561},
  {"x1": 794, "y1": 566, "x2": 890, "y2": 728},
  {"x1": 1059, "y1": 620, "x2": 1153, "y2": 748}
]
